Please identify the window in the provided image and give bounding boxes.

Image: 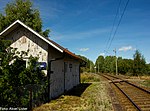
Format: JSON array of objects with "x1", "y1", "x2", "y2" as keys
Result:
[
  {"x1": 69, "y1": 64, "x2": 72, "y2": 68},
  {"x1": 36, "y1": 62, "x2": 47, "y2": 70},
  {"x1": 69, "y1": 63, "x2": 72, "y2": 72}
]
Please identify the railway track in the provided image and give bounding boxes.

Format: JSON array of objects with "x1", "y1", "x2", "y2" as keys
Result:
[{"x1": 102, "y1": 74, "x2": 150, "y2": 111}]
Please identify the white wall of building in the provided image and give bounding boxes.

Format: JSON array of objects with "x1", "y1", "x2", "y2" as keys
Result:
[
  {"x1": 5, "y1": 27, "x2": 48, "y2": 74},
  {"x1": 3, "y1": 25, "x2": 81, "y2": 99}
]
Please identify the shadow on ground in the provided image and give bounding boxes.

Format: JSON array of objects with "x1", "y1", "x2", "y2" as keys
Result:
[{"x1": 64, "y1": 83, "x2": 92, "y2": 97}]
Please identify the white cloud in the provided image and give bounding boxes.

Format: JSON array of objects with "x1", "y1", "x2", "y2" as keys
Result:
[
  {"x1": 99, "y1": 53, "x2": 105, "y2": 56},
  {"x1": 119, "y1": 46, "x2": 136, "y2": 52},
  {"x1": 79, "y1": 48, "x2": 89, "y2": 52}
]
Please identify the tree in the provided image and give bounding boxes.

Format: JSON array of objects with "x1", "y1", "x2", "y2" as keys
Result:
[
  {"x1": 78, "y1": 55, "x2": 94, "y2": 73},
  {"x1": 146, "y1": 64, "x2": 150, "y2": 75},
  {"x1": 117, "y1": 57, "x2": 133, "y2": 75},
  {"x1": 133, "y1": 50, "x2": 146, "y2": 76},
  {"x1": 95, "y1": 55, "x2": 104, "y2": 73},
  {"x1": 103, "y1": 56, "x2": 115, "y2": 73},
  {"x1": 0, "y1": 0, "x2": 50, "y2": 37}
]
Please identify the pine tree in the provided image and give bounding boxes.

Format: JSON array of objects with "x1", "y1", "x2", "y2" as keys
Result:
[{"x1": 133, "y1": 50, "x2": 146, "y2": 76}]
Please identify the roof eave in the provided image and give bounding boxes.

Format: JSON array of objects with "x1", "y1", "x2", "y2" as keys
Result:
[{"x1": 0, "y1": 20, "x2": 63, "y2": 53}]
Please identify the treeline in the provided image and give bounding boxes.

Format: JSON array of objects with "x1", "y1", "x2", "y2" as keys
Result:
[
  {"x1": 79, "y1": 50, "x2": 150, "y2": 76},
  {"x1": 78, "y1": 55, "x2": 95, "y2": 73}
]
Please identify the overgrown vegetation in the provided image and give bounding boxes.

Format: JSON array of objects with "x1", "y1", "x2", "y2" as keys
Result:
[
  {"x1": 81, "y1": 73, "x2": 100, "y2": 83},
  {"x1": 128, "y1": 76, "x2": 150, "y2": 88},
  {"x1": 142, "y1": 80, "x2": 150, "y2": 87},
  {"x1": 0, "y1": 0, "x2": 51, "y2": 107},
  {"x1": 33, "y1": 73, "x2": 113, "y2": 111},
  {"x1": 0, "y1": 39, "x2": 48, "y2": 108}
]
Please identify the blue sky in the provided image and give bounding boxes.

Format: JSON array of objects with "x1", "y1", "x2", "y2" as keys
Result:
[{"x1": 0, "y1": 0, "x2": 150, "y2": 63}]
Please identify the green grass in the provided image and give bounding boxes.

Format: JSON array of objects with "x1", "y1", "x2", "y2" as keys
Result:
[
  {"x1": 128, "y1": 75, "x2": 150, "y2": 88},
  {"x1": 80, "y1": 73, "x2": 101, "y2": 83},
  {"x1": 33, "y1": 73, "x2": 113, "y2": 111},
  {"x1": 141, "y1": 80, "x2": 150, "y2": 87}
]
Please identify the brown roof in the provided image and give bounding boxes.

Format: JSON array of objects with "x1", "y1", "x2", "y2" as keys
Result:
[{"x1": 47, "y1": 38, "x2": 82, "y2": 60}]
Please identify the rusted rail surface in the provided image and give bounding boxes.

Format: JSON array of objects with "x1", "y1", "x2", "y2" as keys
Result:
[{"x1": 102, "y1": 74, "x2": 150, "y2": 111}]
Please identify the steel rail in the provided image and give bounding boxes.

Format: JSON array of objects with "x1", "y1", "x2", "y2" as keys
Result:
[
  {"x1": 125, "y1": 81, "x2": 150, "y2": 94},
  {"x1": 113, "y1": 83, "x2": 141, "y2": 111},
  {"x1": 101, "y1": 74, "x2": 142, "y2": 111},
  {"x1": 105, "y1": 74, "x2": 150, "y2": 94}
]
